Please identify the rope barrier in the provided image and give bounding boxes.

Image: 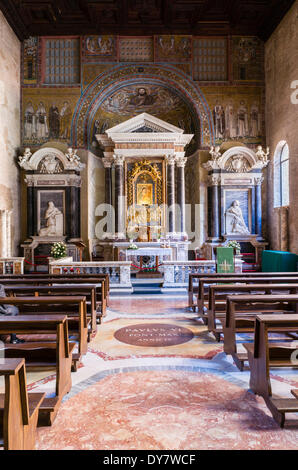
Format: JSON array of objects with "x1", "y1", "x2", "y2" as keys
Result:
[
  {"x1": 24, "y1": 259, "x2": 48, "y2": 267},
  {"x1": 131, "y1": 263, "x2": 164, "y2": 272}
]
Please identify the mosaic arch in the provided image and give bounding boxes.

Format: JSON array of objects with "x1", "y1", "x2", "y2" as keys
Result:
[{"x1": 70, "y1": 64, "x2": 215, "y2": 150}]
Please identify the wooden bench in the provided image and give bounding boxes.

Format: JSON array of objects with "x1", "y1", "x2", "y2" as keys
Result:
[
  {"x1": 188, "y1": 272, "x2": 298, "y2": 311},
  {"x1": 0, "y1": 314, "x2": 74, "y2": 425},
  {"x1": 4, "y1": 284, "x2": 98, "y2": 334},
  {"x1": 243, "y1": 314, "x2": 298, "y2": 427},
  {"x1": 196, "y1": 276, "x2": 298, "y2": 322},
  {"x1": 0, "y1": 358, "x2": 45, "y2": 450},
  {"x1": 0, "y1": 296, "x2": 89, "y2": 360},
  {"x1": 20, "y1": 273, "x2": 111, "y2": 307},
  {"x1": 208, "y1": 283, "x2": 298, "y2": 341},
  {"x1": 1, "y1": 277, "x2": 107, "y2": 319},
  {"x1": 223, "y1": 294, "x2": 298, "y2": 371}
]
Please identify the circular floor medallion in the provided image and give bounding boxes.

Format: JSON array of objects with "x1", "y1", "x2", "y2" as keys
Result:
[{"x1": 114, "y1": 323, "x2": 194, "y2": 347}]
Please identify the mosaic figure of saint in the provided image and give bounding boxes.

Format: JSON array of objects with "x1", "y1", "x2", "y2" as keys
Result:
[
  {"x1": 213, "y1": 101, "x2": 225, "y2": 139},
  {"x1": 60, "y1": 101, "x2": 72, "y2": 139},
  {"x1": 49, "y1": 103, "x2": 60, "y2": 139},
  {"x1": 24, "y1": 101, "x2": 36, "y2": 140},
  {"x1": 36, "y1": 102, "x2": 48, "y2": 139},
  {"x1": 237, "y1": 101, "x2": 249, "y2": 138},
  {"x1": 250, "y1": 103, "x2": 261, "y2": 138},
  {"x1": 225, "y1": 102, "x2": 237, "y2": 139}
]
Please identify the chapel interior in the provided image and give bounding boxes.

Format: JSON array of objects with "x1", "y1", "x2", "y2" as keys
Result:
[{"x1": 0, "y1": 0, "x2": 297, "y2": 451}]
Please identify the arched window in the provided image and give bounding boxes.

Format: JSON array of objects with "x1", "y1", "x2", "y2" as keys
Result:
[{"x1": 274, "y1": 141, "x2": 289, "y2": 208}]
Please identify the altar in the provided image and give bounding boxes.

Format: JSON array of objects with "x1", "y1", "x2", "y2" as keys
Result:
[
  {"x1": 125, "y1": 246, "x2": 172, "y2": 276},
  {"x1": 112, "y1": 241, "x2": 188, "y2": 275},
  {"x1": 96, "y1": 113, "x2": 193, "y2": 262}
]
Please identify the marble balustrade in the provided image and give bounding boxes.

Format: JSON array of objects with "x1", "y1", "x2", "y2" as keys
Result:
[{"x1": 49, "y1": 258, "x2": 243, "y2": 291}]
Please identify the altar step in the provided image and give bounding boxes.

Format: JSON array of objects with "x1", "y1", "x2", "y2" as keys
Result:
[{"x1": 132, "y1": 279, "x2": 163, "y2": 295}]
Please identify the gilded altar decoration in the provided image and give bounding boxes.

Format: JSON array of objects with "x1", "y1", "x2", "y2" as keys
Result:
[
  {"x1": 127, "y1": 160, "x2": 164, "y2": 240},
  {"x1": 137, "y1": 184, "x2": 153, "y2": 205},
  {"x1": 127, "y1": 160, "x2": 162, "y2": 208}
]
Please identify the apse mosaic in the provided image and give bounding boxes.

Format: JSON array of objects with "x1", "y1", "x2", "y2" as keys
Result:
[{"x1": 90, "y1": 84, "x2": 198, "y2": 153}]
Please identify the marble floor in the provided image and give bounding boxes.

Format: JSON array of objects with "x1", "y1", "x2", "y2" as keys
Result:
[{"x1": 9, "y1": 294, "x2": 298, "y2": 450}]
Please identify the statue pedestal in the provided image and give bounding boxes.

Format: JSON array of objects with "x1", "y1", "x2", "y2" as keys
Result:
[
  {"x1": 22, "y1": 236, "x2": 85, "y2": 272},
  {"x1": 201, "y1": 234, "x2": 268, "y2": 267}
]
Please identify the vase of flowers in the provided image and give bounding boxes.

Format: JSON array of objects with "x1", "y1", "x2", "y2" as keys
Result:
[
  {"x1": 50, "y1": 242, "x2": 67, "y2": 259},
  {"x1": 127, "y1": 243, "x2": 138, "y2": 250},
  {"x1": 226, "y1": 240, "x2": 241, "y2": 256}
]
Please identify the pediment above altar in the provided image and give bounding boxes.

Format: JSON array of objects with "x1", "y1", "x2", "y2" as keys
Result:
[
  {"x1": 96, "y1": 113, "x2": 194, "y2": 150},
  {"x1": 105, "y1": 113, "x2": 184, "y2": 135}
]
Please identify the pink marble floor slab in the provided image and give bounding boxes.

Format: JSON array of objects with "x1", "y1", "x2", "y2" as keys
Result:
[{"x1": 36, "y1": 370, "x2": 298, "y2": 450}]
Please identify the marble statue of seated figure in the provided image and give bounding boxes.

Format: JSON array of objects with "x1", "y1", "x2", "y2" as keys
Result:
[
  {"x1": 226, "y1": 200, "x2": 250, "y2": 234},
  {"x1": 39, "y1": 201, "x2": 64, "y2": 236}
]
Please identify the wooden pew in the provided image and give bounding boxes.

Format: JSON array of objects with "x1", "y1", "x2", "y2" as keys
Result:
[
  {"x1": 0, "y1": 358, "x2": 45, "y2": 450},
  {"x1": 208, "y1": 283, "x2": 298, "y2": 341},
  {"x1": 1, "y1": 296, "x2": 89, "y2": 360},
  {"x1": 243, "y1": 314, "x2": 298, "y2": 427},
  {"x1": 196, "y1": 276, "x2": 298, "y2": 322},
  {"x1": 4, "y1": 284, "x2": 98, "y2": 334},
  {"x1": 1, "y1": 277, "x2": 107, "y2": 319},
  {"x1": 0, "y1": 314, "x2": 74, "y2": 425},
  {"x1": 13, "y1": 273, "x2": 111, "y2": 307},
  {"x1": 223, "y1": 294, "x2": 298, "y2": 371},
  {"x1": 188, "y1": 271, "x2": 298, "y2": 311}
]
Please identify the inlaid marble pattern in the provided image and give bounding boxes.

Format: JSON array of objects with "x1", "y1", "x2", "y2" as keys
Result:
[
  {"x1": 36, "y1": 370, "x2": 298, "y2": 450},
  {"x1": 90, "y1": 317, "x2": 222, "y2": 360},
  {"x1": 17, "y1": 295, "x2": 298, "y2": 450}
]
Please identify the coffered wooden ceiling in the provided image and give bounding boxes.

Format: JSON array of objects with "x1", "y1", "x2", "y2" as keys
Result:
[{"x1": 0, "y1": 0, "x2": 295, "y2": 41}]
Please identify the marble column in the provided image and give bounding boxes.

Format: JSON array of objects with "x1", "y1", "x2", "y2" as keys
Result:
[
  {"x1": 114, "y1": 154, "x2": 125, "y2": 237},
  {"x1": 103, "y1": 157, "x2": 113, "y2": 207},
  {"x1": 255, "y1": 176, "x2": 263, "y2": 238},
  {"x1": 209, "y1": 175, "x2": 220, "y2": 239},
  {"x1": 166, "y1": 155, "x2": 176, "y2": 236},
  {"x1": 0, "y1": 210, "x2": 11, "y2": 257},
  {"x1": 27, "y1": 186, "x2": 34, "y2": 237},
  {"x1": 176, "y1": 155, "x2": 187, "y2": 237}
]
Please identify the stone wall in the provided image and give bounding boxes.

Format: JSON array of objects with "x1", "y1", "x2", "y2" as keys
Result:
[
  {"x1": 265, "y1": 0, "x2": 298, "y2": 253},
  {"x1": 0, "y1": 12, "x2": 21, "y2": 255}
]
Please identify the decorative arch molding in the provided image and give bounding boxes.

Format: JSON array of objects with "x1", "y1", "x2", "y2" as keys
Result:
[
  {"x1": 70, "y1": 63, "x2": 215, "y2": 149},
  {"x1": 18, "y1": 147, "x2": 85, "y2": 173},
  {"x1": 204, "y1": 145, "x2": 269, "y2": 172}
]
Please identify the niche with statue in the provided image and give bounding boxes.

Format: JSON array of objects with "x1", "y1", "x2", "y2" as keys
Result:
[
  {"x1": 19, "y1": 147, "x2": 86, "y2": 269},
  {"x1": 202, "y1": 145, "x2": 269, "y2": 267}
]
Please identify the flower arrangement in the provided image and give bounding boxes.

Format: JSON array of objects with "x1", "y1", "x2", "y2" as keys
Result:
[
  {"x1": 227, "y1": 240, "x2": 241, "y2": 254},
  {"x1": 128, "y1": 243, "x2": 138, "y2": 250},
  {"x1": 51, "y1": 242, "x2": 67, "y2": 259}
]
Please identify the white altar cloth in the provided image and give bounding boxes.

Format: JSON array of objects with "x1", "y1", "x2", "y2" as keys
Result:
[{"x1": 125, "y1": 248, "x2": 172, "y2": 259}]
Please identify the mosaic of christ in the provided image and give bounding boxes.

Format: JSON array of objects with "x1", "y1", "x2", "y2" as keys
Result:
[{"x1": 101, "y1": 85, "x2": 185, "y2": 115}]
